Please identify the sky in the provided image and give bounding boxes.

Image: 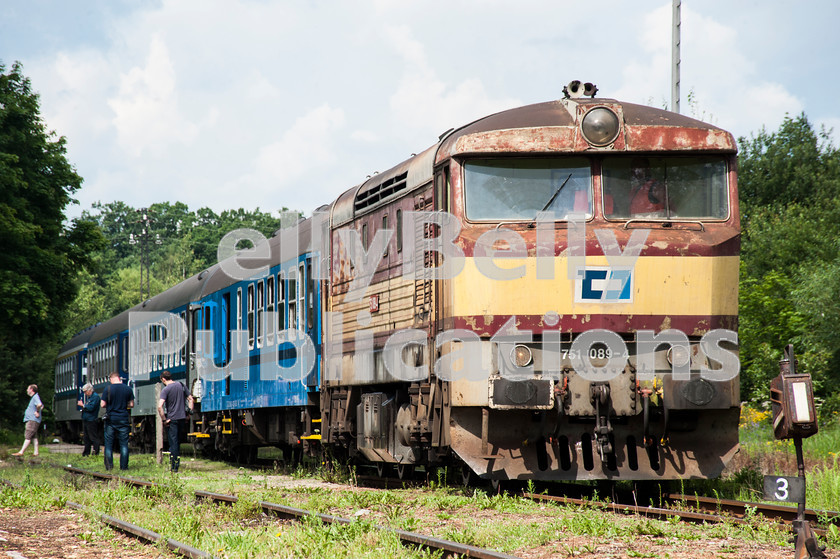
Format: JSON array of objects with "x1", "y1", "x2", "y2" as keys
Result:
[{"x1": 2, "y1": 0, "x2": 839, "y2": 220}]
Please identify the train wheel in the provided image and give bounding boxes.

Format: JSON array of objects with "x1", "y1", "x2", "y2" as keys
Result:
[{"x1": 396, "y1": 464, "x2": 414, "y2": 481}]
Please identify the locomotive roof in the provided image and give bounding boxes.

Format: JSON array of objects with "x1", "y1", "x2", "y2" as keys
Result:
[
  {"x1": 440, "y1": 99, "x2": 723, "y2": 143},
  {"x1": 330, "y1": 97, "x2": 735, "y2": 225}
]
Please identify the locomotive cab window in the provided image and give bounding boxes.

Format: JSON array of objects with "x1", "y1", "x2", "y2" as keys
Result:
[
  {"x1": 463, "y1": 158, "x2": 592, "y2": 221},
  {"x1": 602, "y1": 156, "x2": 728, "y2": 220}
]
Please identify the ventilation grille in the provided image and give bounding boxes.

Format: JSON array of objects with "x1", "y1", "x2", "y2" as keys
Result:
[{"x1": 355, "y1": 172, "x2": 408, "y2": 213}]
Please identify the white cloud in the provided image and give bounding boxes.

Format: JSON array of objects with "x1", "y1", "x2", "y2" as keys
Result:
[
  {"x1": 351, "y1": 130, "x2": 379, "y2": 143},
  {"x1": 385, "y1": 25, "x2": 520, "y2": 135},
  {"x1": 815, "y1": 117, "x2": 840, "y2": 147},
  {"x1": 107, "y1": 34, "x2": 199, "y2": 158},
  {"x1": 9, "y1": 0, "x2": 839, "y2": 219},
  {"x1": 235, "y1": 103, "x2": 346, "y2": 194},
  {"x1": 612, "y1": 4, "x2": 803, "y2": 139}
]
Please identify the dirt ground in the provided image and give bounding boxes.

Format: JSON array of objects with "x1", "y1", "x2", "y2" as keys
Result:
[{"x1": 0, "y1": 508, "x2": 163, "y2": 559}]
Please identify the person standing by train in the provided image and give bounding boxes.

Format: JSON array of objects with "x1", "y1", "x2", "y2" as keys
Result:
[
  {"x1": 157, "y1": 370, "x2": 193, "y2": 473},
  {"x1": 12, "y1": 385, "x2": 43, "y2": 457},
  {"x1": 100, "y1": 371, "x2": 134, "y2": 471},
  {"x1": 77, "y1": 383, "x2": 101, "y2": 456}
]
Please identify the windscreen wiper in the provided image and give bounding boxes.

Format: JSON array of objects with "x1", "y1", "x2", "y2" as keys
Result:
[{"x1": 540, "y1": 173, "x2": 573, "y2": 212}]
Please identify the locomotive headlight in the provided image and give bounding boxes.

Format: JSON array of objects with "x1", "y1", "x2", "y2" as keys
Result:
[
  {"x1": 666, "y1": 345, "x2": 691, "y2": 367},
  {"x1": 581, "y1": 107, "x2": 620, "y2": 146},
  {"x1": 512, "y1": 344, "x2": 533, "y2": 368}
]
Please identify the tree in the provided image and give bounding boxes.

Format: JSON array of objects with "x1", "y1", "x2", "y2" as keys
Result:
[
  {"x1": 737, "y1": 114, "x2": 840, "y2": 415},
  {"x1": 71, "y1": 202, "x2": 295, "y2": 328},
  {"x1": 0, "y1": 61, "x2": 104, "y2": 430}
]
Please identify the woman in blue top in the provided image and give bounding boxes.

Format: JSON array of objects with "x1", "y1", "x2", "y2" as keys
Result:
[{"x1": 12, "y1": 384, "x2": 43, "y2": 456}]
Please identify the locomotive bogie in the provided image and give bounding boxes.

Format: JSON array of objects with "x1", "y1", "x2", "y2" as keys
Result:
[{"x1": 450, "y1": 406, "x2": 740, "y2": 481}]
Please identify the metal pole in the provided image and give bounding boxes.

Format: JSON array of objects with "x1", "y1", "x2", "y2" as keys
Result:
[
  {"x1": 156, "y1": 382, "x2": 163, "y2": 465},
  {"x1": 671, "y1": 0, "x2": 681, "y2": 113},
  {"x1": 794, "y1": 436, "x2": 806, "y2": 519},
  {"x1": 130, "y1": 209, "x2": 162, "y2": 303}
]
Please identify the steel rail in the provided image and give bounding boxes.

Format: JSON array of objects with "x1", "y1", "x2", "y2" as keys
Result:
[
  {"x1": 63, "y1": 465, "x2": 155, "y2": 488},
  {"x1": 63, "y1": 469, "x2": 521, "y2": 558},
  {"x1": 65, "y1": 501, "x2": 217, "y2": 559},
  {"x1": 666, "y1": 493, "x2": 840, "y2": 528},
  {"x1": 523, "y1": 492, "x2": 744, "y2": 526},
  {"x1": 195, "y1": 489, "x2": 238, "y2": 504},
  {"x1": 196, "y1": 490, "x2": 521, "y2": 558},
  {"x1": 523, "y1": 492, "x2": 828, "y2": 538},
  {"x1": 2, "y1": 476, "x2": 216, "y2": 559},
  {"x1": 259, "y1": 499, "x2": 521, "y2": 559}
]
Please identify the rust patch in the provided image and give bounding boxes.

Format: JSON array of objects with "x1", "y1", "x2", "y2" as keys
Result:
[
  {"x1": 626, "y1": 126, "x2": 737, "y2": 151},
  {"x1": 452, "y1": 127, "x2": 577, "y2": 156}
]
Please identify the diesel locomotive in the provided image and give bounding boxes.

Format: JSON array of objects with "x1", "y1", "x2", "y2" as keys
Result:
[{"x1": 55, "y1": 81, "x2": 740, "y2": 482}]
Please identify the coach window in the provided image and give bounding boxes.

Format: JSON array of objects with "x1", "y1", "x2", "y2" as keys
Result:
[
  {"x1": 179, "y1": 311, "x2": 187, "y2": 365},
  {"x1": 191, "y1": 306, "x2": 200, "y2": 362},
  {"x1": 298, "y1": 262, "x2": 305, "y2": 331},
  {"x1": 256, "y1": 281, "x2": 265, "y2": 348},
  {"x1": 247, "y1": 284, "x2": 255, "y2": 350},
  {"x1": 288, "y1": 269, "x2": 297, "y2": 331},
  {"x1": 278, "y1": 272, "x2": 286, "y2": 331},
  {"x1": 266, "y1": 276, "x2": 275, "y2": 345},
  {"x1": 307, "y1": 259, "x2": 315, "y2": 330},
  {"x1": 236, "y1": 288, "x2": 243, "y2": 353},
  {"x1": 155, "y1": 328, "x2": 164, "y2": 370},
  {"x1": 396, "y1": 209, "x2": 402, "y2": 253},
  {"x1": 362, "y1": 222, "x2": 369, "y2": 250},
  {"x1": 463, "y1": 158, "x2": 592, "y2": 221}
]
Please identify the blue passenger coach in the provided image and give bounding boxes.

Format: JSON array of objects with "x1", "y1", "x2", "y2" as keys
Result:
[
  {"x1": 190, "y1": 217, "x2": 323, "y2": 461},
  {"x1": 54, "y1": 326, "x2": 96, "y2": 441},
  {"x1": 56, "y1": 217, "x2": 324, "y2": 462}
]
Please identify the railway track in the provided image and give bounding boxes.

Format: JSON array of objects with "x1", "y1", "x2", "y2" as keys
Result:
[
  {"x1": 665, "y1": 492, "x2": 840, "y2": 530},
  {"x1": 63, "y1": 466, "x2": 520, "y2": 558},
  {"x1": 10, "y1": 462, "x2": 835, "y2": 557},
  {"x1": 523, "y1": 490, "x2": 838, "y2": 539},
  {"x1": 2, "y1": 476, "x2": 216, "y2": 558}
]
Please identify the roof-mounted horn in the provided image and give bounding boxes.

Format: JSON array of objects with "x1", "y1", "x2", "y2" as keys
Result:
[{"x1": 563, "y1": 80, "x2": 598, "y2": 99}]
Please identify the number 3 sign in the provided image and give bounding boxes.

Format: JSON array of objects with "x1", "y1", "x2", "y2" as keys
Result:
[{"x1": 763, "y1": 475, "x2": 806, "y2": 504}]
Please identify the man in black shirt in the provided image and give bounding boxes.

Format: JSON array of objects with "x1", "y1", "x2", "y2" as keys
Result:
[
  {"x1": 100, "y1": 371, "x2": 135, "y2": 471},
  {"x1": 157, "y1": 370, "x2": 193, "y2": 472}
]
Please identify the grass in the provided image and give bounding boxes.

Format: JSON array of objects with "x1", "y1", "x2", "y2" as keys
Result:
[
  {"x1": 3, "y1": 419, "x2": 836, "y2": 557},
  {"x1": 1, "y1": 446, "x2": 793, "y2": 558},
  {"x1": 678, "y1": 404, "x2": 840, "y2": 549}
]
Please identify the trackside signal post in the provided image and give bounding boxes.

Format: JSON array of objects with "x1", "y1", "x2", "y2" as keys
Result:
[{"x1": 766, "y1": 345, "x2": 826, "y2": 559}]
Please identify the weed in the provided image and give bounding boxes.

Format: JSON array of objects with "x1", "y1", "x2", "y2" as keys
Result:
[{"x1": 634, "y1": 520, "x2": 666, "y2": 537}]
